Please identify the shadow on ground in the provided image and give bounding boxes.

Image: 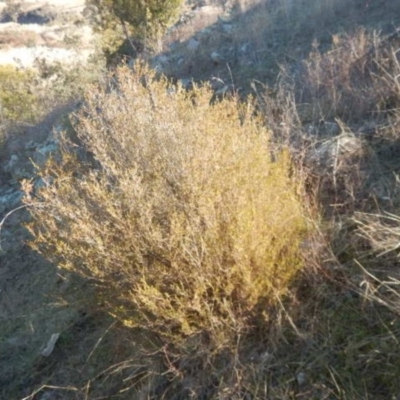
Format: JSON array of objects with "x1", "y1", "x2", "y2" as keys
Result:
[{"x1": 148, "y1": 0, "x2": 400, "y2": 94}]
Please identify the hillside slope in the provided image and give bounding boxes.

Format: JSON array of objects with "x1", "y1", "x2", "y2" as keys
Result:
[{"x1": 1, "y1": 0, "x2": 400, "y2": 399}]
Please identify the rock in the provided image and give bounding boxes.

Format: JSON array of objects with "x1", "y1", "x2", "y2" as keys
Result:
[
  {"x1": 307, "y1": 133, "x2": 364, "y2": 172},
  {"x1": 211, "y1": 51, "x2": 223, "y2": 63},
  {"x1": 322, "y1": 121, "x2": 341, "y2": 136},
  {"x1": 179, "y1": 78, "x2": 193, "y2": 90},
  {"x1": 33, "y1": 139, "x2": 59, "y2": 168},
  {"x1": 217, "y1": 14, "x2": 230, "y2": 23},
  {"x1": 296, "y1": 371, "x2": 307, "y2": 386},
  {"x1": 3, "y1": 155, "x2": 30, "y2": 180},
  {"x1": 305, "y1": 121, "x2": 341, "y2": 137},
  {"x1": 200, "y1": 27, "x2": 212, "y2": 35},
  {"x1": 215, "y1": 84, "x2": 236, "y2": 96},
  {"x1": 157, "y1": 54, "x2": 169, "y2": 65},
  {"x1": 24, "y1": 140, "x2": 38, "y2": 151},
  {"x1": 259, "y1": 350, "x2": 273, "y2": 363},
  {"x1": 197, "y1": 5, "x2": 224, "y2": 18},
  {"x1": 0, "y1": 191, "x2": 23, "y2": 214},
  {"x1": 39, "y1": 391, "x2": 56, "y2": 400},
  {"x1": 127, "y1": 57, "x2": 136, "y2": 69},
  {"x1": 222, "y1": 24, "x2": 233, "y2": 33},
  {"x1": 4, "y1": 155, "x2": 19, "y2": 173},
  {"x1": 41, "y1": 333, "x2": 60, "y2": 357},
  {"x1": 187, "y1": 38, "x2": 200, "y2": 52},
  {"x1": 240, "y1": 43, "x2": 250, "y2": 54}
]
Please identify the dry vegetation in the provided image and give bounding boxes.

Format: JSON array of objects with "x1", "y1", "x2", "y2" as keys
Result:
[
  {"x1": 24, "y1": 63, "x2": 312, "y2": 397},
  {"x1": 1, "y1": 0, "x2": 400, "y2": 399}
]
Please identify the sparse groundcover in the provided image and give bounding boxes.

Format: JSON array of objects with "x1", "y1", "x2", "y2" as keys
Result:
[{"x1": 24, "y1": 63, "x2": 312, "y2": 396}]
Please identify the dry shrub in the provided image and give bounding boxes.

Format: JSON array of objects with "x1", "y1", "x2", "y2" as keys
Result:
[
  {"x1": 25, "y1": 64, "x2": 310, "y2": 348},
  {"x1": 297, "y1": 28, "x2": 400, "y2": 122}
]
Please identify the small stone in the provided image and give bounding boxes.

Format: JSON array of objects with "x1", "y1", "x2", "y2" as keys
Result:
[
  {"x1": 211, "y1": 51, "x2": 223, "y2": 63},
  {"x1": 222, "y1": 24, "x2": 232, "y2": 33},
  {"x1": 240, "y1": 43, "x2": 250, "y2": 53},
  {"x1": 215, "y1": 84, "x2": 235, "y2": 96},
  {"x1": 179, "y1": 79, "x2": 193, "y2": 90},
  {"x1": 200, "y1": 27, "x2": 212, "y2": 35},
  {"x1": 158, "y1": 55, "x2": 169, "y2": 64},
  {"x1": 41, "y1": 333, "x2": 60, "y2": 357},
  {"x1": 25, "y1": 140, "x2": 37, "y2": 151},
  {"x1": 187, "y1": 38, "x2": 200, "y2": 52},
  {"x1": 296, "y1": 371, "x2": 307, "y2": 386},
  {"x1": 6, "y1": 155, "x2": 19, "y2": 168},
  {"x1": 39, "y1": 391, "x2": 56, "y2": 400},
  {"x1": 323, "y1": 121, "x2": 341, "y2": 136},
  {"x1": 127, "y1": 58, "x2": 136, "y2": 69}
]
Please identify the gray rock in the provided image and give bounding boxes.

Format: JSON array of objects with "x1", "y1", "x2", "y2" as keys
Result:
[
  {"x1": 200, "y1": 27, "x2": 212, "y2": 35},
  {"x1": 168, "y1": 40, "x2": 180, "y2": 51},
  {"x1": 24, "y1": 140, "x2": 38, "y2": 151},
  {"x1": 215, "y1": 84, "x2": 235, "y2": 96},
  {"x1": 33, "y1": 140, "x2": 59, "y2": 168},
  {"x1": 158, "y1": 55, "x2": 169, "y2": 65},
  {"x1": 127, "y1": 58, "x2": 136, "y2": 69},
  {"x1": 296, "y1": 372, "x2": 307, "y2": 386},
  {"x1": 307, "y1": 133, "x2": 364, "y2": 172},
  {"x1": 322, "y1": 121, "x2": 341, "y2": 136},
  {"x1": 211, "y1": 51, "x2": 223, "y2": 63},
  {"x1": 179, "y1": 78, "x2": 193, "y2": 90},
  {"x1": 4, "y1": 155, "x2": 19, "y2": 173},
  {"x1": 39, "y1": 390, "x2": 56, "y2": 400},
  {"x1": 222, "y1": 24, "x2": 232, "y2": 33},
  {"x1": 187, "y1": 38, "x2": 200, "y2": 52},
  {"x1": 3, "y1": 155, "x2": 31, "y2": 180},
  {"x1": 0, "y1": 191, "x2": 23, "y2": 213},
  {"x1": 240, "y1": 43, "x2": 250, "y2": 54}
]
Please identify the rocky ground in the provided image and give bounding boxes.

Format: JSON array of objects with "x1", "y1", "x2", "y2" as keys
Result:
[
  {"x1": 0, "y1": 2, "x2": 99, "y2": 398},
  {"x1": 0, "y1": 0, "x2": 94, "y2": 67}
]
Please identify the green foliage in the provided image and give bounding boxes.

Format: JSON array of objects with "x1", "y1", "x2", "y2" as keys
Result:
[
  {"x1": 26, "y1": 64, "x2": 310, "y2": 349},
  {"x1": 0, "y1": 65, "x2": 37, "y2": 123},
  {"x1": 86, "y1": 0, "x2": 184, "y2": 57}
]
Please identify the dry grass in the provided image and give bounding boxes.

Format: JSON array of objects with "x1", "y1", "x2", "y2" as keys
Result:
[
  {"x1": 0, "y1": 29, "x2": 42, "y2": 48},
  {"x1": 296, "y1": 28, "x2": 400, "y2": 123},
  {"x1": 251, "y1": 21, "x2": 400, "y2": 398}
]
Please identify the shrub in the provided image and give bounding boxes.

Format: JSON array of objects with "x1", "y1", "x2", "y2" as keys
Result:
[
  {"x1": 86, "y1": 0, "x2": 184, "y2": 58},
  {"x1": 26, "y1": 64, "x2": 310, "y2": 347},
  {"x1": 0, "y1": 65, "x2": 38, "y2": 123}
]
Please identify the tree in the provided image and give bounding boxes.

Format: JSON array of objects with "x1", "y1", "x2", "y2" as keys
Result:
[{"x1": 86, "y1": 0, "x2": 184, "y2": 57}]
